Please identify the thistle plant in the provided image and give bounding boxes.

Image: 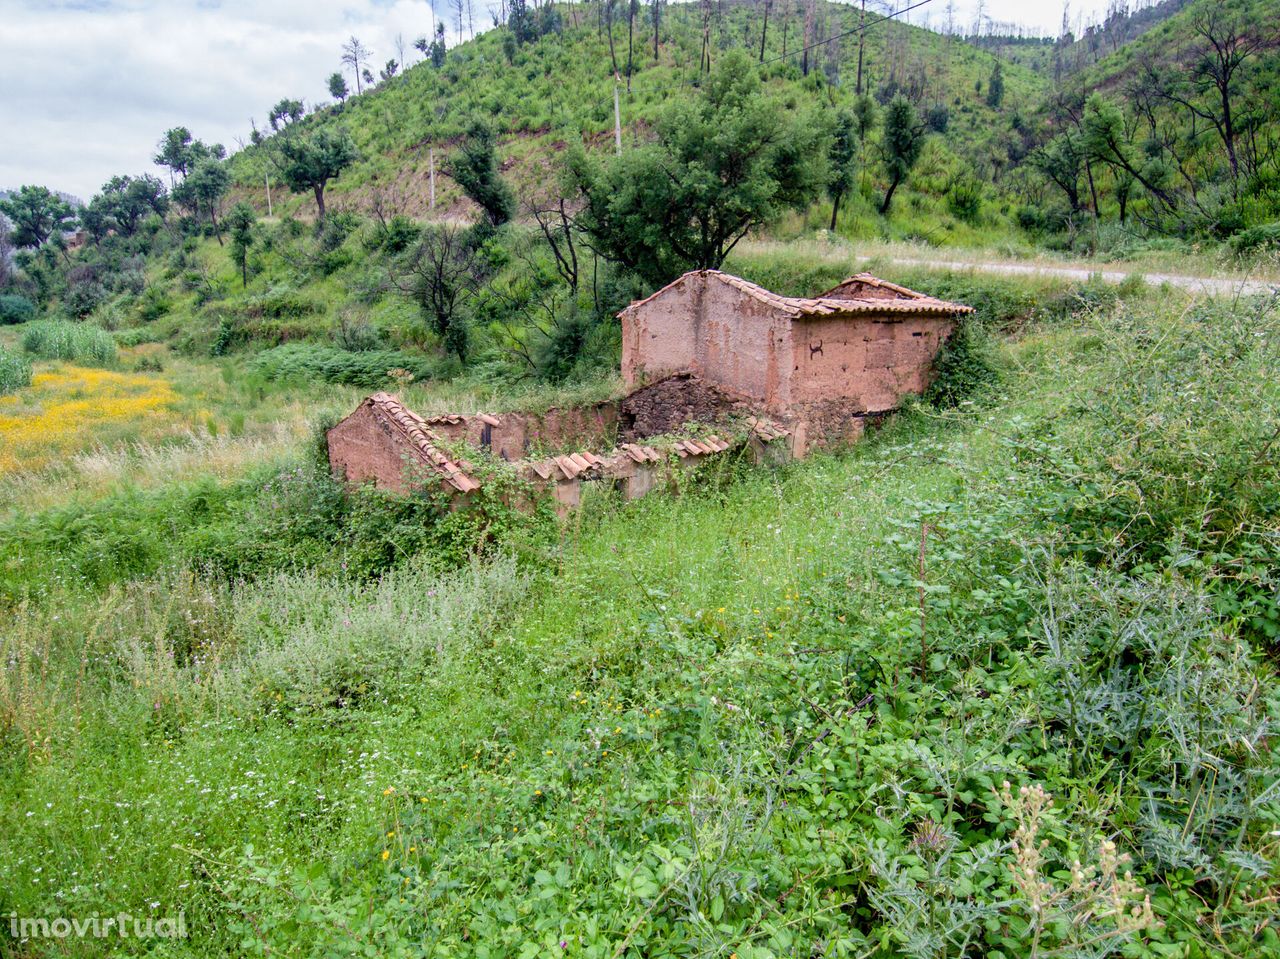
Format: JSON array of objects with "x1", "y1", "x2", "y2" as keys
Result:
[{"x1": 999, "y1": 780, "x2": 1157, "y2": 957}]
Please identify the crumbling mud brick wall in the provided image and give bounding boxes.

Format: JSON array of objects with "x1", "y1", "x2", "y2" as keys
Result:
[
  {"x1": 423, "y1": 403, "x2": 619, "y2": 461},
  {"x1": 326, "y1": 402, "x2": 418, "y2": 492},
  {"x1": 617, "y1": 373, "x2": 754, "y2": 441},
  {"x1": 620, "y1": 272, "x2": 794, "y2": 407},
  {"x1": 788, "y1": 315, "x2": 956, "y2": 412}
]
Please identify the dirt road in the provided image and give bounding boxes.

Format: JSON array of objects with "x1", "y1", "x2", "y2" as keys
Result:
[{"x1": 853, "y1": 254, "x2": 1279, "y2": 298}]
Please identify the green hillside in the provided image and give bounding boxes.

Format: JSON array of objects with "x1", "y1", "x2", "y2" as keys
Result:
[{"x1": 229, "y1": 0, "x2": 1049, "y2": 221}]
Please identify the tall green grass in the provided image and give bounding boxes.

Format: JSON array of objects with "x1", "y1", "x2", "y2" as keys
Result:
[
  {"x1": 0, "y1": 345, "x2": 32, "y2": 393},
  {"x1": 21, "y1": 320, "x2": 118, "y2": 365}
]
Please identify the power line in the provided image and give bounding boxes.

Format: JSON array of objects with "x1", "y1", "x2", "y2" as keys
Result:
[{"x1": 761, "y1": 0, "x2": 934, "y2": 66}]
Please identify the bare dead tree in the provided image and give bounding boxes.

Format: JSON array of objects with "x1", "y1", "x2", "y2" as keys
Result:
[
  {"x1": 387, "y1": 225, "x2": 482, "y2": 360},
  {"x1": 530, "y1": 198, "x2": 581, "y2": 293},
  {"x1": 1164, "y1": 2, "x2": 1270, "y2": 185},
  {"x1": 341, "y1": 36, "x2": 371, "y2": 94}
]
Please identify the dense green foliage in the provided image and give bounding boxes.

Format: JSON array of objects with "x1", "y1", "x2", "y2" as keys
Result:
[
  {"x1": 0, "y1": 185, "x2": 77, "y2": 249},
  {"x1": 0, "y1": 293, "x2": 37, "y2": 325},
  {"x1": 272, "y1": 127, "x2": 359, "y2": 218},
  {"x1": 568, "y1": 49, "x2": 829, "y2": 283},
  {"x1": 248, "y1": 343, "x2": 440, "y2": 387}
]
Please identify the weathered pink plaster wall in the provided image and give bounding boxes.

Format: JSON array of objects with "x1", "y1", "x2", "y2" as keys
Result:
[
  {"x1": 621, "y1": 272, "x2": 955, "y2": 416},
  {"x1": 327, "y1": 406, "x2": 419, "y2": 492},
  {"x1": 789, "y1": 316, "x2": 954, "y2": 411},
  {"x1": 622, "y1": 274, "x2": 792, "y2": 408},
  {"x1": 621, "y1": 275, "x2": 701, "y2": 389}
]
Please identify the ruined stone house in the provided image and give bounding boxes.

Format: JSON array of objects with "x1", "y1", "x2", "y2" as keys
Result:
[
  {"x1": 327, "y1": 272, "x2": 971, "y2": 511},
  {"x1": 619, "y1": 271, "x2": 973, "y2": 454}
]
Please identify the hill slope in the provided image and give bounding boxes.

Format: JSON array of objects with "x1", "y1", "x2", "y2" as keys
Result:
[{"x1": 229, "y1": 0, "x2": 1049, "y2": 220}]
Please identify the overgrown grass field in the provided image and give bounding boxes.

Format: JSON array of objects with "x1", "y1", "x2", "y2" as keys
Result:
[{"x1": 2, "y1": 276, "x2": 1277, "y2": 957}]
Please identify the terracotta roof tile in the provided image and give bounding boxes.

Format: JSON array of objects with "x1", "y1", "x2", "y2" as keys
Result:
[
  {"x1": 477, "y1": 413, "x2": 501, "y2": 426},
  {"x1": 365, "y1": 393, "x2": 480, "y2": 493},
  {"x1": 747, "y1": 417, "x2": 791, "y2": 441},
  {"x1": 619, "y1": 270, "x2": 973, "y2": 320}
]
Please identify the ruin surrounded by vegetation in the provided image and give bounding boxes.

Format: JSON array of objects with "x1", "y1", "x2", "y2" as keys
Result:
[{"x1": 327, "y1": 271, "x2": 973, "y2": 510}]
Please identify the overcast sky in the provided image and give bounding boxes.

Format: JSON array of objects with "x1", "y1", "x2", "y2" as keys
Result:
[{"x1": 1, "y1": 0, "x2": 1110, "y2": 201}]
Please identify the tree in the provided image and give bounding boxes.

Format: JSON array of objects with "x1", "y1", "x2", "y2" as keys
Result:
[
  {"x1": 1081, "y1": 94, "x2": 1178, "y2": 218},
  {"x1": 87, "y1": 174, "x2": 168, "y2": 239},
  {"x1": 1032, "y1": 130, "x2": 1085, "y2": 214},
  {"x1": 391, "y1": 225, "x2": 480, "y2": 362},
  {"x1": 379, "y1": 59, "x2": 399, "y2": 83},
  {"x1": 328, "y1": 72, "x2": 349, "y2": 104},
  {"x1": 879, "y1": 96, "x2": 927, "y2": 215},
  {"x1": 341, "y1": 36, "x2": 371, "y2": 94},
  {"x1": 568, "y1": 49, "x2": 828, "y2": 284},
  {"x1": 430, "y1": 23, "x2": 448, "y2": 68},
  {"x1": 274, "y1": 127, "x2": 359, "y2": 219},
  {"x1": 986, "y1": 59, "x2": 1004, "y2": 109},
  {"x1": 268, "y1": 98, "x2": 305, "y2": 131},
  {"x1": 825, "y1": 110, "x2": 861, "y2": 231},
  {"x1": 509, "y1": 0, "x2": 537, "y2": 44},
  {"x1": 0, "y1": 186, "x2": 76, "y2": 249},
  {"x1": 450, "y1": 120, "x2": 516, "y2": 229},
  {"x1": 173, "y1": 158, "x2": 230, "y2": 243},
  {"x1": 153, "y1": 127, "x2": 195, "y2": 182},
  {"x1": 1160, "y1": 2, "x2": 1267, "y2": 185},
  {"x1": 227, "y1": 202, "x2": 257, "y2": 288},
  {"x1": 153, "y1": 128, "x2": 225, "y2": 184}
]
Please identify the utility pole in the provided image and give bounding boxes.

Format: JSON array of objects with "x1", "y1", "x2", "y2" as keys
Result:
[
  {"x1": 265, "y1": 171, "x2": 273, "y2": 217},
  {"x1": 856, "y1": 0, "x2": 866, "y2": 95},
  {"x1": 429, "y1": 148, "x2": 436, "y2": 211},
  {"x1": 613, "y1": 75, "x2": 623, "y2": 154}
]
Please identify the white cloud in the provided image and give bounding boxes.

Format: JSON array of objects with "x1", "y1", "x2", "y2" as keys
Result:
[{"x1": 0, "y1": 0, "x2": 474, "y2": 199}]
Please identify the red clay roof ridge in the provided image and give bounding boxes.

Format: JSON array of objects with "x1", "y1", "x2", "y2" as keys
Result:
[
  {"x1": 365, "y1": 393, "x2": 480, "y2": 493},
  {"x1": 618, "y1": 270, "x2": 972, "y2": 319}
]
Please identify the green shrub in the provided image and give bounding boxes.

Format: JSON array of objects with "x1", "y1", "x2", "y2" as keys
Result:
[
  {"x1": 0, "y1": 346, "x2": 32, "y2": 393},
  {"x1": 21, "y1": 320, "x2": 118, "y2": 365},
  {"x1": 63, "y1": 279, "x2": 107, "y2": 319},
  {"x1": 0, "y1": 293, "x2": 37, "y2": 325},
  {"x1": 1015, "y1": 297, "x2": 1280, "y2": 640},
  {"x1": 926, "y1": 319, "x2": 1001, "y2": 407},
  {"x1": 1229, "y1": 221, "x2": 1280, "y2": 256},
  {"x1": 245, "y1": 284, "x2": 319, "y2": 319},
  {"x1": 248, "y1": 343, "x2": 439, "y2": 386}
]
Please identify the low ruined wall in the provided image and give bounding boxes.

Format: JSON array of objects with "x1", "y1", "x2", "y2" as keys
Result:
[
  {"x1": 426, "y1": 403, "x2": 619, "y2": 461},
  {"x1": 617, "y1": 373, "x2": 753, "y2": 441}
]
